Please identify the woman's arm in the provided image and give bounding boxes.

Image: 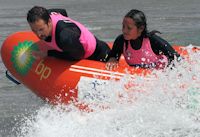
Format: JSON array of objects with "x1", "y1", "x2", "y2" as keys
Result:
[
  {"x1": 106, "y1": 34, "x2": 124, "y2": 61},
  {"x1": 150, "y1": 34, "x2": 181, "y2": 63}
]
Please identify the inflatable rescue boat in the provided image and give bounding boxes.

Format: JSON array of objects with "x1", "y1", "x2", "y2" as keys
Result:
[{"x1": 1, "y1": 31, "x2": 198, "y2": 106}]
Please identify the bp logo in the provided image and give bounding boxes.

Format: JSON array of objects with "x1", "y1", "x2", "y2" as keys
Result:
[{"x1": 11, "y1": 41, "x2": 39, "y2": 75}]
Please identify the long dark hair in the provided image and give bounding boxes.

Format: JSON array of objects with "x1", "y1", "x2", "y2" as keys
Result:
[
  {"x1": 125, "y1": 9, "x2": 148, "y2": 37},
  {"x1": 125, "y1": 9, "x2": 161, "y2": 37},
  {"x1": 27, "y1": 6, "x2": 50, "y2": 24}
]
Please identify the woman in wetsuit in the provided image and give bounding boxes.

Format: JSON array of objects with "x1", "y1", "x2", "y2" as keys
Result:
[
  {"x1": 27, "y1": 6, "x2": 110, "y2": 62},
  {"x1": 106, "y1": 9, "x2": 180, "y2": 70}
]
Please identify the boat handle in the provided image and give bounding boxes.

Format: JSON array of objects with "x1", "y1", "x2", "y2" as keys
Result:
[{"x1": 5, "y1": 70, "x2": 21, "y2": 85}]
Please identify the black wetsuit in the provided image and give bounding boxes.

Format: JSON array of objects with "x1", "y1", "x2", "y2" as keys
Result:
[
  {"x1": 107, "y1": 33, "x2": 180, "y2": 66},
  {"x1": 45, "y1": 9, "x2": 110, "y2": 62}
]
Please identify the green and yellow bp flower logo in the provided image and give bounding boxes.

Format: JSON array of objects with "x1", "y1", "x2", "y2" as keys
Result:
[{"x1": 11, "y1": 41, "x2": 39, "y2": 75}]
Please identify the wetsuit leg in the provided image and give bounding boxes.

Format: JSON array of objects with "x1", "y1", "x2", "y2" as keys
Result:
[{"x1": 87, "y1": 38, "x2": 111, "y2": 62}]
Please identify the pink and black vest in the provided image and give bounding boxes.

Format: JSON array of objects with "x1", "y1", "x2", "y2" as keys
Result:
[
  {"x1": 123, "y1": 38, "x2": 168, "y2": 69},
  {"x1": 46, "y1": 12, "x2": 96, "y2": 58}
]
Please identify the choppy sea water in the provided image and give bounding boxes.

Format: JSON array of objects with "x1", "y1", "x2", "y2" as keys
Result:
[{"x1": 0, "y1": 0, "x2": 200, "y2": 136}]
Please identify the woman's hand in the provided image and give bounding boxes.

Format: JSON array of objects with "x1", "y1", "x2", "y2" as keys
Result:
[{"x1": 105, "y1": 57, "x2": 119, "y2": 70}]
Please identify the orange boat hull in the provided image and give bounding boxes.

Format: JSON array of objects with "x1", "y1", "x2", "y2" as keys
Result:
[{"x1": 1, "y1": 31, "x2": 198, "y2": 105}]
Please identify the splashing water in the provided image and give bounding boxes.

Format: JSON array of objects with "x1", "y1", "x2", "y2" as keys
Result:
[{"x1": 14, "y1": 45, "x2": 200, "y2": 137}]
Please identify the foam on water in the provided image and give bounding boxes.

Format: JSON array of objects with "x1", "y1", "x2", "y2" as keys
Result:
[{"x1": 14, "y1": 45, "x2": 200, "y2": 137}]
